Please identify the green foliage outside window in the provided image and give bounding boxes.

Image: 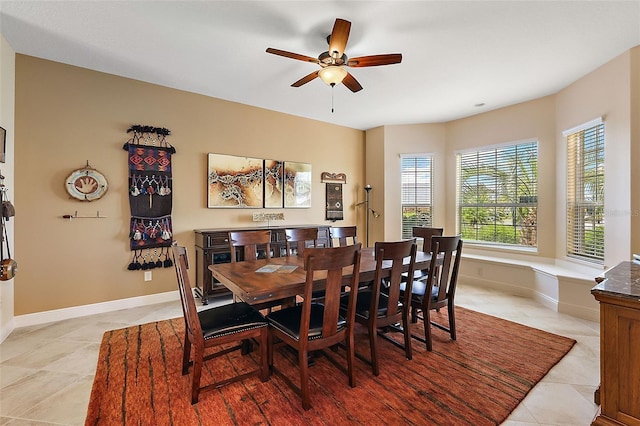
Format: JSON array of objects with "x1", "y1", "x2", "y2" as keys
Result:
[
  {"x1": 457, "y1": 142, "x2": 538, "y2": 247},
  {"x1": 402, "y1": 206, "x2": 432, "y2": 239}
]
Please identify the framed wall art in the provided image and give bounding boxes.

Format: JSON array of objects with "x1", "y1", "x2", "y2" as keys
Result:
[
  {"x1": 325, "y1": 184, "x2": 344, "y2": 220},
  {"x1": 65, "y1": 162, "x2": 109, "y2": 201},
  {"x1": 207, "y1": 153, "x2": 263, "y2": 208},
  {"x1": 0, "y1": 127, "x2": 5, "y2": 163},
  {"x1": 263, "y1": 159, "x2": 284, "y2": 208},
  {"x1": 284, "y1": 161, "x2": 312, "y2": 208}
]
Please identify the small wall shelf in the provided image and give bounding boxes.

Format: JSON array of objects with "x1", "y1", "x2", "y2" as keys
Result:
[{"x1": 61, "y1": 211, "x2": 107, "y2": 220}]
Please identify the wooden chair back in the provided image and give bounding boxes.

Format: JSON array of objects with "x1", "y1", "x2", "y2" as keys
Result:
[
  {"x1": 229, "y1": 230, "x2": 272, "y2": 262},
  {"x1": 284, "y1": 227, "x2": 319, "y2": 257},
  {"x1": 429, "y1": 236, "x2": 463, "y2": 308},
  {"x1": 410, "y1": 227, "x2": 444, "y2": 280},
  {"x1": 329, "y1": 226, "x2": 358, "y2": 247},
  {"x1": 412, "y1": 227, "x2": 443, "y2": 252},
  {"x1": 302, "y1": 244, "x2": 362, "y2": 342},
  {"x1": 372, "y1": 239, "x2": 417, "y2": 321}
]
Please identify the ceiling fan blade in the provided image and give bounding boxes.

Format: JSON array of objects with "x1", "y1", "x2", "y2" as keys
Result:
[
  {"x1": 342, "y1": 72, "x2": 363, "y2": 93},
  {"x1": 291, "y1": 70, "x2": 319, "y2": 87},
  {"x1": 347, "y1": 54, "x2": 403, "y2": 67},
  {"x1": 266, "y1": 48, "x2": 319, "y2": 64},
  {"x1": 328, "y1": 18, "x2": 351, "y2": 59}
]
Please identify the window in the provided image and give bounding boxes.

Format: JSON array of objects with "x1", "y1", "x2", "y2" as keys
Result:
[
  {"x1": 401, "y1": 155, "x2": 433, "y2": 239},
  {"x1": 456, "y1": 141, "x2": 538, "y2": 247},
  {"x1": 565, "y1": 119, "x2": 604, "y2": 262}
]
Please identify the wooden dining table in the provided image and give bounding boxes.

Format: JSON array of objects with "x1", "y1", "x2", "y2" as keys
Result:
[{"x1": 209, "y1": 247, "x2": 433, "y2": 307}]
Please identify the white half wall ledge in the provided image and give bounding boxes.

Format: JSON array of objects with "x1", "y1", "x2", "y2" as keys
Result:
[
  {"x1": 459, "y1": 254, "x2": 602, "y2": 322},
  {"x1": 14, "y1": 290, "x2": 181, "y2": 329}
]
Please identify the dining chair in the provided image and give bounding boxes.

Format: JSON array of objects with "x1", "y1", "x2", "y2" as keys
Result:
[
  {"x1": 286, "y1": 227, "x2": 327, "y2": 301},
  {"x1": 266, "y1": 243, "x2": 362, "y2": 410},
  {"x1": 341, "y1": 239, "x2": 417, "y2": 376},
  {"x1": 401, "y1": 235, "x2": 463, "y2": 351},
  {"x1": 409, "y1": 226, "x2": 443, "y2": 281},
  {"x1": 229, "y1": 229, "x2": 272, "y2": 262},
  {"x1": 329, "y1": 225, "x2": 358, "y2": 247},
  {"x1": 172, "y1": 245, "x2": 269, "y2": 404},
  {"x1": 284, "y1": 227, "x2": 320, "y2": 257}
]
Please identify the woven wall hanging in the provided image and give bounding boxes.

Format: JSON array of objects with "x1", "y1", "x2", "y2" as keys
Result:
[
  {"x1": 321, "y1": 172, "x2": 346, "y2": 221},
  {"x1": 123, "y1": 125, "x2": 176, "y2": 271}
]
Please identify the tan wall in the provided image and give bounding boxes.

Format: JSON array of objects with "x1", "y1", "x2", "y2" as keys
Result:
[
  {"x1": 14, "y1": 55, "x2": 365, "y2": 315},
  {"x1": 444, "y1": 96, "x2": 557, "y2": 258},
  {"x1": 380, "y1": 124, "x2": 447, "y2": 241},
  {"x1": 555, "y1": 50, "x2": 632, "y2": 268},
  {"x1": 0, "y1": 35, "x2": 16, "y2": 337},
  {"x1": 363, "y1": 126, "x2": 384, "y2": 247},
  {"x1": 630, "y1": 47, "x2": 640, "y2": 255}
]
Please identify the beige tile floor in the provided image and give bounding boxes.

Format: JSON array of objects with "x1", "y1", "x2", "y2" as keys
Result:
[{"x1": 0, "y1": 283, "x2": 600, "y2": 425}]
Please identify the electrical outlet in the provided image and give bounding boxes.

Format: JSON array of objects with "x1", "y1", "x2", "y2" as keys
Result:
[{"x1": 144, "y1": 271, "x2": 152, "y2": 281}]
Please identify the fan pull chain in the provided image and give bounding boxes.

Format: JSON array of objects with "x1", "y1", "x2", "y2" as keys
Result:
[{"x1": 331, "y1": 83, "x2": 336, "y2": 113}]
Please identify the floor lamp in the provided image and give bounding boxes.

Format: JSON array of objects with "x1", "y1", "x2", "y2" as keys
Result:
[
  {"x1": 356, "y1": 184, "x2": 379, "y2": 247},
  {"x1": 364, "y1": 184, "x2": 372, "y2": 247}
]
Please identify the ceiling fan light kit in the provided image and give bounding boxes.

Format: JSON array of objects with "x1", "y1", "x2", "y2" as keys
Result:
[
  {"x1": 318, "y1": 66, "x2": 348, "y2": 86},
  {"x1": 266, "y1": 18, "x2": 402, "y2": 93}
]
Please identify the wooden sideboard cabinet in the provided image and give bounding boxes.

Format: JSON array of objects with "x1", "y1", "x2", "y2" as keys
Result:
[
  {"x1": 591, "y1": 261, "x2": 640, "y2": 426},
  {"x1": 194, "y1": 225, "x2": 330, "y2": 304}
]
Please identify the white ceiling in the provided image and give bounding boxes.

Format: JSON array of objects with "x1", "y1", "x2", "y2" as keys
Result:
[{"x1": 1, "y1": 1, "x2": 639, "y2": 130}]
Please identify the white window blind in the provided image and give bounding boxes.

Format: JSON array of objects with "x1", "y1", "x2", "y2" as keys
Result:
[
  {"x1": 456, "y1": 141, "x2": 538, "y2": 247},
  {"x1": 566, "y1": 121, "x2": 605, "y2": 262},
  {"x1": 401, "y1": 155, "x2": 433, "y2": 239}
]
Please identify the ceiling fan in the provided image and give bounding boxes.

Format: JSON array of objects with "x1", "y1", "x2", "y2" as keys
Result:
[{"x1": 266, "y1": 18, "x2": 402, "y2": 93}]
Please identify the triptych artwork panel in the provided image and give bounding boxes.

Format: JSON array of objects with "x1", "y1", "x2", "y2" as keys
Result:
[{"x1": 207, "y1": 154, "x2": 311, "y2": 208}]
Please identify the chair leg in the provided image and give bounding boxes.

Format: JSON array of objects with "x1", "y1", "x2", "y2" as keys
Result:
[
  {"x1": 402, "y1": 312, "x2": 413, "y2": 361},
  {"x1": 259, "y1": 328, "x2": 269, "y2": 382},
  {"x1": 299, "y1": 348, "x2": 311, "y2": 410},
  {"x1": 346, "y1": 330, "x2": 356, "y2": 388},
  {"x1": 182, "y1": 333, "x2": 191, "y2": 375},
  {"x1": 190, "y1": 345, "x2": 204, "y2": 404},
  {"x1": 448, "y1": 302, "x2": 457, "y2": 341},
  {"x1": 267, "y1": 329, "x2": 274, "y2": 368},
  {"x1": 423, "y1": 308, "x2": 433, "y2": 352},
  {"x1": 369, "y1": 320, "x2": 380, "y2": 376}
]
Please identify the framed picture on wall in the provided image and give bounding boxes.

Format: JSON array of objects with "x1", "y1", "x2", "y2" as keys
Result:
[
  {"x1": 0, "y1": 127, "x2": 5, "y2": 163},
  {"x1": 207, "y1": 153, "x2": 264, "y2": 208},
  {"x1": 284, "y1": 161, "x2": 312, "y2": 208},
  {"x1": 264, "y1": 159, "x2": 284, "y2": 208}
]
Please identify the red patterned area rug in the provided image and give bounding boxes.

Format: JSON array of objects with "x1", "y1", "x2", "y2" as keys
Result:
[{"x1": 85, "y1": 307, "x2": 575, "y2": 425}]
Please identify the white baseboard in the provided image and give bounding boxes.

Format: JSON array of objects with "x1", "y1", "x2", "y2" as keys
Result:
[
  {"x1": 14, "y1": 290, "x2": 180, "y2": 329},
  {"x1": 559, "y1": 301, "x2": 600, "y2": 323},
  {"x1": 458, "y1": 274, "x2": 533, "y2": 298},
  {"x1": 532, "y1": 290, "x2": 559, "y2": 312},
  {"x1": 0, "y1": 317, "x2": 15, "y2": 344}
]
